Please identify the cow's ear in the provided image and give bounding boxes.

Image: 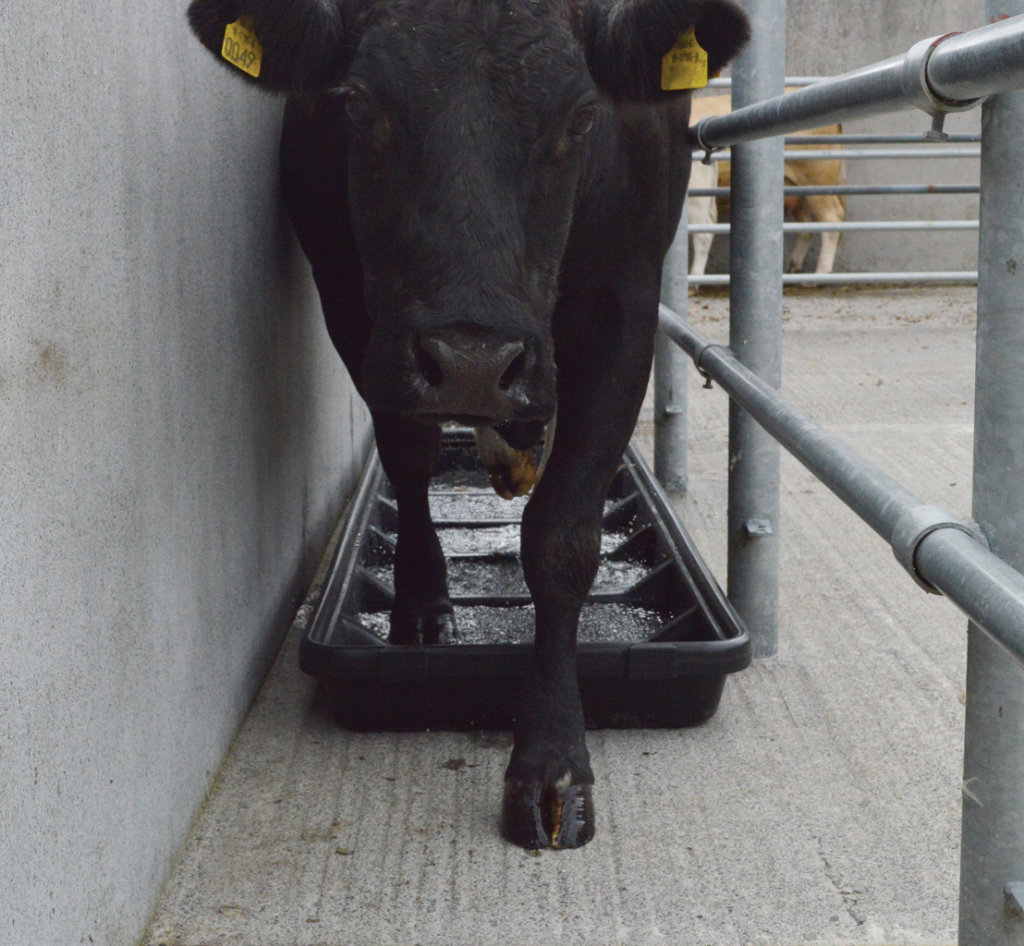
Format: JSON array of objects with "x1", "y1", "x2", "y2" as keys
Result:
[
  {"x1": 187, "y1": 0, "x2": 356, "y2": 92},
  {"x1": 582, "y1": 0, "x2": 750, "y2": 102}
]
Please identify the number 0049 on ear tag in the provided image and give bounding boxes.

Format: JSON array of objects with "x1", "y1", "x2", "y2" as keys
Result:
[
  {"x1": 222, "y1": 18, "x2": 263, "y2": 78},
  {"x1": 661, "y1": 28, "x2": 708, "y2": 91}
]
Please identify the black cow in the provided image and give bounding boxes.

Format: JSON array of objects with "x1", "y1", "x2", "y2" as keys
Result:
[{"x1": 188, "y1": 0, "x2": 748, "y2": 849}]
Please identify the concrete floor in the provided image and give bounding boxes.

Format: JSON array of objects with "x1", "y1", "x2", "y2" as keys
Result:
[{"x1": 144, "y1": 286, "x2": 977, "y2": 946}]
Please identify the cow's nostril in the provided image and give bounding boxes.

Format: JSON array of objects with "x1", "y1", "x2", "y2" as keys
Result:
[
  {"x1": 415, "y1": 339, "x2": 445, "y2": 387},
  {"x1": 499, "y1": 350, "x2": 528, "y2": 391},
  {"x1": 409, "y1": 329, "x2": 543, "y2": 420}
]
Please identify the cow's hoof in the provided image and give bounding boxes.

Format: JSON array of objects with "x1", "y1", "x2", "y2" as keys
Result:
[
  {"x1": 486, "y1": 450, "x2": 538, "y2": 500},
  {"x1": 500, "y1": 779, "x2": 594, "y2": 849},
  {"x1": 389, "y1": 605, "x2": 456, "y2": 645}
]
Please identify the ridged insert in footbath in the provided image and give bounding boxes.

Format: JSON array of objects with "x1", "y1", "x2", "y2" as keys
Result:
[{"x1": 360, "y1": 468, "x2": 667, "y2": 643}]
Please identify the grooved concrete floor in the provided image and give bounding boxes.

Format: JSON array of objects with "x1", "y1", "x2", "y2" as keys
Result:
[{"x1": 145, "y1": 287, "x2": 976, "y2": 946}]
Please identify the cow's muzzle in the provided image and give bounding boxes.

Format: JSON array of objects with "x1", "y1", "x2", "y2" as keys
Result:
[{"x1": 364, "y1": 322, "x2": 556, "y2": 424}]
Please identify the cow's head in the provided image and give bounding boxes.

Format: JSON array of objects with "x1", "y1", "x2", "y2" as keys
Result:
[{"x1": 188, "y1": 0, "x2": 748, "y2": 429}]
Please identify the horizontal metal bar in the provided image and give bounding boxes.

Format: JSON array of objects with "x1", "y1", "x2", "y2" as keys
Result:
[
  {"x1": 708, "y1": 77, "x2": 825, "y2": 87},
  {"x1": 690, "y1": 271, "x2": 978, "y2": 286},
  {"x1": 692, "y1": 15, "x2": 1024, "y2": 150},
  {"x1": 657, "y1": 305, "x2": 1024, "y2": 670},
  {"x1": 688, "y1": 184, "x2": 980, "y2": 198},
  {"x1": 925, "y1": 13, "x2": 1024, "y2": 102},
  {"x1": 689, "y1": 220, "x2": 978, "y2": 234},
  {"x1": 699, "y1": 148, "x2": 980, "y2": 161},
  {"x1": 430, "y1": 489, "x2": 500, "y2": 497},
  {"x1": 693, "y1": 58, "x2": 945, "y2": 148},
  {"x1": 449, "y1": 590, "x2": 636, "y2": 607},
  {"x1": 432, "y1": 518, "x2": 521, "y2": 528},
  {"x1": 781, "y1": 134, "x2": 980, "y2": 144}
]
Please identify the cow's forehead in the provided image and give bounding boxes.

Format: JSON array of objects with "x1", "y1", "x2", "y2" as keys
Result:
[{"x1": 350, "y1": 0, "x2": 592, "y2": 111}]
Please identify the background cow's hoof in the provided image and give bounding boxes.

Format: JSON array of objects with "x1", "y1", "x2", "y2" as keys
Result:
[
  {"x1": 501, "y1": 779, "x2": 595, "y2": 849},
  {"x1": 389, "y1": 603, "x2": 456, "y2": 645}
]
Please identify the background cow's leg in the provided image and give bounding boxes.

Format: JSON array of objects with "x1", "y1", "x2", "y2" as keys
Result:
[
  {"x1": 687, "y1": 161, "x2": 718, "y2": 282},
  {"x1": 807, "y1": 194, "x2": 845, "y2": 275},
  {"x1": 815, "y1": 228, "x2": 841, "y2": 275},
  {"x1": 785, "y1": 201, "x2": 815, "y2": 273},
  {"x1": 501, "y1": 282, "x2": 657, "y2": 849},
  {"x1": 689, "y1": 223, "x2": 715, "y2": 281},
  {"x1": 372, "y1": 410, "x2": 453, "y2": 645},
  {"x1": 782, "y1": 170, "x2": 845, "y2": 275}
]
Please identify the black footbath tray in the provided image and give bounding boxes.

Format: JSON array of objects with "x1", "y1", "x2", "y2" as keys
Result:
[{"x1": 299, "y1": 429, "x2": 750, "y2": 730}]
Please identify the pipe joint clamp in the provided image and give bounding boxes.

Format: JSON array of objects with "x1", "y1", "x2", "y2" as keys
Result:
[
  {"x1": 691, "y1": 341, "x2": 731, "y2": 389},
  {"x1": 690, "y1": 121, "x2": 721, "y2": 162},
  {"x1": 903, "y1": 33, "x2": 989, "y2": 117},
  {"x1": 892, "y1": 504, "x2": 981, "y2": 594}
]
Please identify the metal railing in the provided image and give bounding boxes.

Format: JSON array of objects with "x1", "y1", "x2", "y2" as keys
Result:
[
  {"x1": 700, "y1": 145, "x2": 980, "y2": 159},
  {"x1": 689, "y1": 183, "x2": 979, "y2": 195},
  {"x1": 654, "y1": 8, "x2": 1024, "y2": 945},
  {"x1": 690, "y1": 81, "x2": 982, "y2": 287},
  {"x1": 658, "y1": 304, "x2": 1024, "y2": 669},
  {"x1": 690, "y1": 22, "x2": 1024, "y2": 147}
]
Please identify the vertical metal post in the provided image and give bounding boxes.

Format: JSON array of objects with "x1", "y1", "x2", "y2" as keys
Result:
[
  {"x1": 655, "y1": 196, "x2": 689, "y2": 493},
  {"x1": 959, "y1": 3, "x2": 1024, "y2": 941},
  {"x1": 726, "y1": 0, "x2": 786, "y2": 656}
]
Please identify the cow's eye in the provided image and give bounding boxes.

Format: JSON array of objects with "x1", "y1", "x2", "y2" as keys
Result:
[
  {"x1": 568, "y1": 107, "x2": 595, "y2": 140},
  {"x1": 344, "y1": 89, "x2": 374, "y2": 125}
]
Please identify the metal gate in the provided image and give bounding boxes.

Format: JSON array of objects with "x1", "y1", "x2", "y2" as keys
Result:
[
  {"x1": 653, "y1": 6, "x2": 1024, "y2": 944},
  {"x1": 689, "y1": 78, "x2": 981, "y2": 286}
]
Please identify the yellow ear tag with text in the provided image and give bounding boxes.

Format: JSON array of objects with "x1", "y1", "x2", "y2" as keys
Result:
[
  {"x1": 222, "y1": 17, "x2": 263, "y2": 78},
  {"x1": 661, "y1": 28, "x2": 708, "y2": 91}
]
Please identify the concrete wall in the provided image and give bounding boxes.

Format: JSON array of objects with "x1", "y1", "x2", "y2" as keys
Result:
[
  {"x1": 701, "y1": 0, "x2": 985, "y2": 275},
  {"x1": 0, "y1": 4, "x2": 371, "y2": 945}
]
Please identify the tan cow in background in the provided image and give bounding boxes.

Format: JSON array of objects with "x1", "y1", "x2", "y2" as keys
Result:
[{"x1": 688, "y1": 92, "x2": 847, "y2": 280}]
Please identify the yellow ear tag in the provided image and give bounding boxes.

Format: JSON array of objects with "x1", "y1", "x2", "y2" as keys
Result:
[
  {"x1": 221, "y1": 17, "x2": 263, "y2": 78},
  {"x1": 661, "y1": 28, "x2": 708, "y2": 91}
]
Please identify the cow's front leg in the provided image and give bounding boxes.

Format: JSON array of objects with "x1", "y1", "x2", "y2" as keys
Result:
[
  {"x1": 501, "y1": 285, "x2": 657, "y2": 849},
  {"x1": 372, "y1": 410, "x2": 453, "y2": 645},
  {"x1": 501, "y1": 484, "x2": 601, "y2": 849}
]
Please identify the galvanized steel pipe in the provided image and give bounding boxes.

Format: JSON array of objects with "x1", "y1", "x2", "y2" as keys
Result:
[
  {"x1": 723, "y1": 0, "x2": 786, "y2": 658},
  {"x1": 657, "y1": 304, "x2": 1024, "y2": 670},
  {"x1": 654, "y1": 197, "x2": 689, "y2": 493},
  {"x1": 700, "y1": 147, "x2": 981, "y2": 160},
  {"x1": 690, "y1": 272, "x2": 978, "y2": 286},
  {"x1": 691, "y1": 14, "x2": 1024, "y2": 151},
  {"x1": 709, "y1": 76, "x2": 824, "y2": 88},
  {"x1": 678, "y1": 9, "x2": 1024, "y2": 938},
  {"x1": 927, "y1": 12, "x2": 1024, "y2": 102},
  {"x1": 958, "y1": 3, "x2": 1024, "y2": 939},
  {"x1": 780, "y1": 133, "x2": 980, "y2": 143},
  {"x1": 689, "y1": 220, "x2": 978, "y2": 233},
  {"x1": 688, "y1": 184, "x2": 980, "y2": 197}
]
